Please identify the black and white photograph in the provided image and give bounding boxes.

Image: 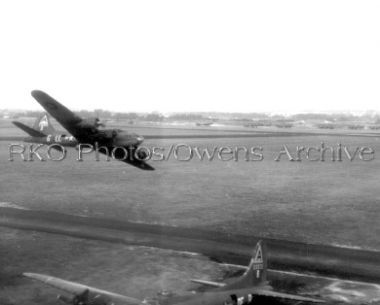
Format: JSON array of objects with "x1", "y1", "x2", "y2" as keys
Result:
[{"x1": 1, "y1": 1, "x2": 380, "y2": 305}]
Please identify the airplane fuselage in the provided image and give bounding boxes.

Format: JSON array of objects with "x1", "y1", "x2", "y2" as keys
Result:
[
  {"x1": 77, "y1": 128, "x2": 144, "y2": 148},
  {"x1": 23, "y1": 129, "x2": 144, "y2": 149},
  {"x1": 23, "y1": 134, "x2": 78, "y2": 147}
]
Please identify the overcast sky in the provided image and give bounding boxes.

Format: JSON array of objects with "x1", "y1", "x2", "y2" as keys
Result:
[{"x1": 0, "y1": 1, "x2": 379, "y2": 114}]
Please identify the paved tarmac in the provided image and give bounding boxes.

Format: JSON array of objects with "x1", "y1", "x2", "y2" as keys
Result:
[{"x1": 1, "y1": 207, "x2": 380, "y2": 283}]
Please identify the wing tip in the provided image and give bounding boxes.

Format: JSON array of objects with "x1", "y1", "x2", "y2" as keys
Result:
[
  {"x1": 144, "y1": 165, "x2": 155, "y2": 171},
  {"x1": 31, "y1": 90, "x2": 45, "y2": 99},
  {"x1": 134, "y1": 161, "x2": 155, "y2": 171},
  {"x1": 31, "y1": 90, "x2": 56, "y2": 105},
  {"x1": 23, "y1": 272, "x2": 37, "y2": 279},
  {"x1": 31, "y1": 90, "x2": 49, "y2": 104}
]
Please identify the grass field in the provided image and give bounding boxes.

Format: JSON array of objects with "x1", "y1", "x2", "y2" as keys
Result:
[{"x1": 1, "y1": 121, "x2": 380, "y2": 249}]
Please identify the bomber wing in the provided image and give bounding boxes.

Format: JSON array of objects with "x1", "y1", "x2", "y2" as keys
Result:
[
  {"x1": 31, "y1": 90, "x2": 85, "y2": 139},
  {"x1": 96, "y1": 147, "x2": 154, "y2": 170},
  {"x1": 123, "y1": 158, "x2": 155, "y2": 171},
  {"x1": 23, "y1": 272, "x2": 142, "y2": 305}
]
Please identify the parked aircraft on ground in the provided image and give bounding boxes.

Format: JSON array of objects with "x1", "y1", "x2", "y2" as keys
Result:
[{"x1": 23, "y1": 241, "x2": 324, "y2": 305}]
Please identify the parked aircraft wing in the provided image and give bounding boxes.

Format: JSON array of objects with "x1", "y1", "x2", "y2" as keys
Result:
[
  {"x1": 254, "y1": 289, "x2": 325, "y2": 303},
  {"x1": 190, "y1": 279, "x2": 226, "y2": 288},
  {"x1": 23, "y1": 273, "x2": 142, "y2": 305}
]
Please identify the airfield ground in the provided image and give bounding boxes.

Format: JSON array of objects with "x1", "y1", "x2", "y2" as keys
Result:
[
  {"x1": 0, "y1": 122, "x2": 380, "y2": 248},
  {"x1": 0, "y1": 227, "x2": 224, "y2": 305},
  {"x1": 1, "y1": 121, "x2": 380, "y2": 304},
  {"x1": 2, "y1": 225, "x2": 380, "y2": 305}
]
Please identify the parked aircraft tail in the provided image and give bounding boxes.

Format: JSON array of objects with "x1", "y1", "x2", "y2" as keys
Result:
[
  {"x1": 32, "y1": 113, "x2": 56, "y2": 134},
  {"x1": 191, "y1": 240, "x2": 267, "y2": 289},
  {"x1": 23, "y1": 239, "x2": 324, "y2": 304},
  {"x1": 240, "y1": 240, "x2": 267, "y2": 286}
]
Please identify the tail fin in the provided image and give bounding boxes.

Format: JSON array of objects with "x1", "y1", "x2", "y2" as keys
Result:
[
  {"x1": 12, "y1": 121, "x2": 46, "y2": 137},
  {"x1": 33, "y1": 113, "x2": 55, "y2": 134},
  {"x1": 239, "y1": 240, "x2": 267, "y2": 286},
  {"x1": 191, "y1": 240, "x2": 267, "y2": 291}
]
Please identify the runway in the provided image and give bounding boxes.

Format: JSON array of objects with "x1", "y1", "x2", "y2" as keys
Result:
[{"x1": 1, "y1": 206, "x2": 380, "y2": 284}]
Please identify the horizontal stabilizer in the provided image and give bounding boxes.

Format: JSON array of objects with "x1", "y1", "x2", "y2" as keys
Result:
[
  {"x1": 12, "y1": 121, "x2": 46, "y2": 137},
  {"x1": 190, "y1": 279, "x2": 226, "y2": 288}
]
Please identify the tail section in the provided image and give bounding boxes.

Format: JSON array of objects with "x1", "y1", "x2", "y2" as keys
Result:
[
  {"x1": 230, "y1": 240, "x2": 267, "y2": 289},
  {"x1": 191, "y1": 240, "x2": 268, "y2": 291},
  {"x1": 12, "y1": 121, "x2": 46, "y2": 138},
  {"x1": 243, "y1": 240, "x2": 267, "y2": 286},
  {"x1": 33, "y1": 113, "x2": 55, "y2": 134}
]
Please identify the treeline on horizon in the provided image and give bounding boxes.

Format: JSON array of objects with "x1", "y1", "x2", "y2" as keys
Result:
[{"x1": 4, "y1": 109, "x2": 380, "y2": 123}]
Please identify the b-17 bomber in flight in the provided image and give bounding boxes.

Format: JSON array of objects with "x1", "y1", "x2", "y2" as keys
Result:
[
  {"x1": 13, "y1": 90, "x2": 153, "y2": 170},
  {"x1": 23, "y1": 241, "x2": 324, "y2": 305}
]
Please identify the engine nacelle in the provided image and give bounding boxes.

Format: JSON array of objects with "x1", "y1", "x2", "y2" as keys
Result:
[
  {"x1": 57, "y1": 292, "x2": 110, "y2": 305},
  {"x1": 57, "y1": 294, "x2": 72, "y2": 304},
  {"x1": 79, "y1": 117, "x2": 105, "y2": 129},
  {"x1": 135, "y1": 148, "x2": 148, "y2": 160},
  {"x1": 112, "y1": 131, "x2": 144, "y2": 147}
]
